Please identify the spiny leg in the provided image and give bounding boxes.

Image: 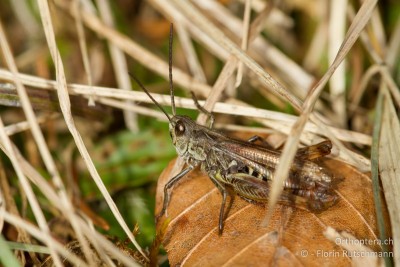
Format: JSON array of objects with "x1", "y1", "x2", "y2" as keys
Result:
[{"x1": 157, "y1": 166, "x2": 193, "y2": 219}]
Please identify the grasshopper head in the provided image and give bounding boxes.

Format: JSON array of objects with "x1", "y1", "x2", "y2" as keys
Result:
[{"x1": 169, "y1": 115, "x2": 196, "y2": 156}]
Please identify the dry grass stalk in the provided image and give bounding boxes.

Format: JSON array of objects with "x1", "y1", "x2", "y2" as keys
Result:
[
  {"x1": 0, "y1": 140, "x2": 141, "y2": 265},
  {"x1": 72, "y1": 0, "x2": 95, "y2": 106},
  {"x1": 37, "y1": 0, "x2": 146, "y2": 261},
  {"x1": 175, "y1": 23, "x2": 207, "y2": 83},
  {"x1": 235, "y1": 0, "x2": 252, "y2": 88},
  {"x1": 266, "y1": 0, "x2": 378, "y2": 225},
  {"x1": 95, "y1": 0, "x2": 139, "y2": 132},
  {"x1": 328, "y1": 0, "x2": 347, "y2": 127},
  {"x1": 0, "y1": 19, "x2": 65, "y2": 267},
  {"x1": 379, "y1": 87, "x2": 400, "y2": 264},
  {"x1": 0, "y1": 68, "x2": 372, "y2": 147}
]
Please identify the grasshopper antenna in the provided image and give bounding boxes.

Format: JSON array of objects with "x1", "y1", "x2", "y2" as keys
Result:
[
  {"x1": 129, "y1": 73, "x2": 171, "y2": 122},
  {"x1": 190, "y1": 91, "x2": 215, "y2": 128},
  {"x1": 169, "y1": 23, "x2": 176, "y2": 116}
]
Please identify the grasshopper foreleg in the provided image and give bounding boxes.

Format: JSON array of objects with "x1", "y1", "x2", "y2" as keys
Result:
[{"x1": 157, "y1": 166, "x2": 193, "y2": 219}]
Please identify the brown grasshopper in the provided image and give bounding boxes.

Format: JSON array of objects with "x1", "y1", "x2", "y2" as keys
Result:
[{"x1": 131, "y1": 24, "x2": 337, "y2": 234}]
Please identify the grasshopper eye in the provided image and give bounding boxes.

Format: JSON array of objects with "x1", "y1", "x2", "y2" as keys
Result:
[{"x1": 175, "y1": 121, "x2": 185, "y2": 136}]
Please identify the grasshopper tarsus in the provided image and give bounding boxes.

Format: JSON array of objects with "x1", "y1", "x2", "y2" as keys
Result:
[
  {"x1": 218, "y1": 227, "x2": 223, "y2": 236},
  {"x1": 155, "y1": 211, "x2": 164, "y2": 223}
]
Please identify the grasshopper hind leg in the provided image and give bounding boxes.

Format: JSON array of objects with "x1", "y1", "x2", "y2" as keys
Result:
[{"x1": 226, "y1": 173, "x2": 311, "y2": 209}]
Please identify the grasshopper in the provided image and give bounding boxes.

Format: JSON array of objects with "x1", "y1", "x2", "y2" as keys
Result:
[{"x1": 131, "y1": 24, "x2": 337, "y2": 234}]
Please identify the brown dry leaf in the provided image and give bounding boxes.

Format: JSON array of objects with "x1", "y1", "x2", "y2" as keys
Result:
[{"x1": 156, "y1": 157, "x2": 386, "y2": 266}]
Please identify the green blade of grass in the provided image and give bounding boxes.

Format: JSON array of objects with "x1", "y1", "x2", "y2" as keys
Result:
[
  {"x1": 0, "y1": 235, "x2": 22, "y2": 267},
  {"x1": 371, "y1": 87, "x2": 393, "y2": 267}
]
